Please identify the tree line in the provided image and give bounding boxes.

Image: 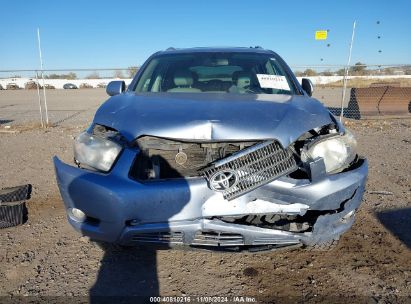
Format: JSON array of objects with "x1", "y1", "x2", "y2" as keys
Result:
[
  {"x1": 294, "y1": 63, "x2": 411, "y2": 77},
  {"x1": 43, "y1": 66, "x2": 140, "y2": 79}
]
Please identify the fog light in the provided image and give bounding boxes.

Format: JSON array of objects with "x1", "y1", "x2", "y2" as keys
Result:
[{"x1": 69, "y1": 208, "x2": 87, "y2": 222}]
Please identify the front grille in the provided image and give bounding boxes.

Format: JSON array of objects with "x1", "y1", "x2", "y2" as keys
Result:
[
  {"x1": 130, "y1": 136, "x2": 257, "y2": 180},
  {"x1": 192, "y1": 231, "x2": 244, "y2": 246},
  {"x1": 252, "y1": 238, "x2": 300, "y2": 246},
  {"x1": 202, "y1": 140, "x2": 297, "y2": 200},
  {"x1": 131, "y1": 232, "x2": 184, "y2": 244}
]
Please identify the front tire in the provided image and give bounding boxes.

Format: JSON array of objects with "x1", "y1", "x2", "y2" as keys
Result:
[{"x1": 305, "y1": 237, "x2": 340, "y2": 251}]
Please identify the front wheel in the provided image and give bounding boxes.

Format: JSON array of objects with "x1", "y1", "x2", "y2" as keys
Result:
[{"x1": 304, "y1": 237, "x2": 340, "y2": 251}]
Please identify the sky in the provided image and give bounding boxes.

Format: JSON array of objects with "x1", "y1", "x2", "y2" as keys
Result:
[{"x1": 0, "y1": 0, "x2": 410, "y2": 71}]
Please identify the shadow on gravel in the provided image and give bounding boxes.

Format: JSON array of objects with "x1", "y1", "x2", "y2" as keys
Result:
[
  {"x1": 89, "y1": 244, "x2": 160, "y2": 303},
  {"x1": 51, "y1": 110, "x2": 86, "y2": 127},
  {"x1": 62, "y1": 157, "x2": 191, "y2": 303},
  {"x1": 376, "y1": 208, "x2": 411, "y2": 249}
]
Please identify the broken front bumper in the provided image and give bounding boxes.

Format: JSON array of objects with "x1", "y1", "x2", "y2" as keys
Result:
[{"x1": 53, "y1": 147, "x2": 368, "y2": 248}]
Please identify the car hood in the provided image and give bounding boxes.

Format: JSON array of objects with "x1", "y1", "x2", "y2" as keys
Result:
[{"x1": 93, "y1": 92, "x2": 335, "y2": 147}]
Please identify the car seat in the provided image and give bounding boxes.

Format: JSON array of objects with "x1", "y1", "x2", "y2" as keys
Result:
[
  {"x1": 167, "y1": 71, "x2": 202, "y2": 92},
  {"x1": 231, "y1": 71, "x2": 252, "y2": 93}
]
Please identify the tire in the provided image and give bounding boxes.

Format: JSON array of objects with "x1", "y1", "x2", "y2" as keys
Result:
[{"x1": 305, "y1": 237, "x2": 340, "y2": 251}]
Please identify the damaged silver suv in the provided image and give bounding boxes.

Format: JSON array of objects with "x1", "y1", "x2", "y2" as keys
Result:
[{"x1": 54, "y1": 47, "x2": 368, "y2": 251}]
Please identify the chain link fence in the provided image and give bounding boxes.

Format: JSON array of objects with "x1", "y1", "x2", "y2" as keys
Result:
[
  {"x1": 0, "y1": 69, "x2": 134, "y2": 128},
  {"x1": 0, "y1": 65, "x2": 410, "y2": 128},
  {"x1": 291, "y1": 64, "x2": 411, "y2": 120}
]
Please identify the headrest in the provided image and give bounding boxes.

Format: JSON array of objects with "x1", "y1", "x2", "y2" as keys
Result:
[
  {"x1": 174, "y1": 71, "x2": 194, "y2": 87},
  {"x1": 232, "y1": 71, "x2": 251, "y2": 88},
  {"x1": 232, "y1": 71, "x2": 250, "y2": 81}
]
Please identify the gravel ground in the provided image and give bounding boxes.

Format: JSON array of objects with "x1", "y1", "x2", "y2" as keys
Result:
[
  {"x1": 0, "y1": 116, "x2": 410, "y2": 303},
  {"x1": 0, "y1": 89, "x2": 106, "y2": 127}
]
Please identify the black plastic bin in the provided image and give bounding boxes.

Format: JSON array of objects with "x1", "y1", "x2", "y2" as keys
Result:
[
  {"x1": 0, "y1": 184, "x2": 31, "y2": 228},
  {"x1": 0, "y1": 201, "x2": 27, "y2": 228}
]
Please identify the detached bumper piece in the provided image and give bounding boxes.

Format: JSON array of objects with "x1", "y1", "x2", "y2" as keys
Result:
[
  {"x1": 0, "y1": 184, "x2": 31, "y2": 202},
  {"x1": 0, "y1": 184, "x2": 31, "y2": 229},
  {"x1": 202, "y1": 140, "x2": 297, "y2": 200}
]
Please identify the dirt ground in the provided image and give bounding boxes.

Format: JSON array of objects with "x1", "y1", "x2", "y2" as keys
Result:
[{"x1": 0, "y1": 116, "x2": 410, "y2": 303}]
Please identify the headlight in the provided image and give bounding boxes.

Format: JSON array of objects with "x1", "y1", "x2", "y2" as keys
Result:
[
  {"x1": 73, "y1": 132, "x2": 122, "y2": 172},
  {"x1": 301, "y1": 130, "x2": 357, "y2": 173}
]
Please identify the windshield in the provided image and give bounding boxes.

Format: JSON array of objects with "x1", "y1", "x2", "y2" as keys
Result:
[{"x1": 133, "y1": 52, "x2": 299, "y2": 95}]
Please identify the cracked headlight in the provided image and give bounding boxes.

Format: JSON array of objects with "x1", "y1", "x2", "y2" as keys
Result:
[
  {"x1": 73, "y1": 132, "x2": 122, "y2": 172},
  {"x1": 301, "y1": 130, "x2": 357, "y2": 174}
]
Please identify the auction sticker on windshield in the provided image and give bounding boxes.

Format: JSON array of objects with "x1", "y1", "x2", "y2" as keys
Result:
[{"x1": 256, "y1": 74, "x2": 290, "y2": 90}]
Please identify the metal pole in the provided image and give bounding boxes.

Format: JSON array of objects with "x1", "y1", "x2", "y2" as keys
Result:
[
  {"x1": 35, "y1": 71, "x2": 44, "y2": 127},
  {"x1": 340, "y1": 21, "x2": 356, "y2": 122},
  {"x1": 37, "y1": 28, "x2": 49, "y2": 126}
]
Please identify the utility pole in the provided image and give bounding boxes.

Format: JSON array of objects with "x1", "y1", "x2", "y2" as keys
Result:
[
  {"x1": 35, "y1": 71, "x2": 44, "y2": 127},
  {"x1": 340, "y1": 21, "x2": 356, "y2": 122},
  {"x1": 37, "y1": 28, "x2": 49, "y2": 126}
]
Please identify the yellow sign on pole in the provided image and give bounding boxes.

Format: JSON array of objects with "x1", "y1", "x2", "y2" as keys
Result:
[{"x1": 315, "y1": 30, "x2": 328, "y2": 40}]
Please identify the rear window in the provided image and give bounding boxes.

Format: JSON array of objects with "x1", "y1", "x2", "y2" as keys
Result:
[{"x1": 134, "y1": 52, "x2": 298, "y2": 95}]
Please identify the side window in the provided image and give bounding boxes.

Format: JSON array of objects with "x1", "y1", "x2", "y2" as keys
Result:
[
  {"x1": 135, "y1": 59, "x2": 159, "y2": 92},
  {"x1": 265, "y1": 60, "x2": 276, "y2": 75},
  {"x1": 141, "y1": 79, "x2": 151, "y2": 92},
  {"x1": 151, "y1": 75, "x2": 162, "y2": 92},
  {"x1": 269, "y1": 59, "x2": 296, "y2": 94},
  {"x1": 146, "y1": 65, "x2": 166, "y2": 92}
]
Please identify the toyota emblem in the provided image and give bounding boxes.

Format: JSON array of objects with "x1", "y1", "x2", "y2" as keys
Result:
[{"x1": 209, "y1": 169, "x2": 239, "y2": 192}]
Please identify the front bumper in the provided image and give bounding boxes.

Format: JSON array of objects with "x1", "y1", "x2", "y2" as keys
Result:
[{"x1": 53, "y1": 147, "x2": 368, "y2": 248}]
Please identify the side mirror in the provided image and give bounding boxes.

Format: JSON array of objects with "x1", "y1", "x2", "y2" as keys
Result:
[
  {"x1": 106, "y1": 81, "x2": 126, "y2": 96},
  {"x1": 301, "y1": 78, "x2": 314, "y2": 97}
]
